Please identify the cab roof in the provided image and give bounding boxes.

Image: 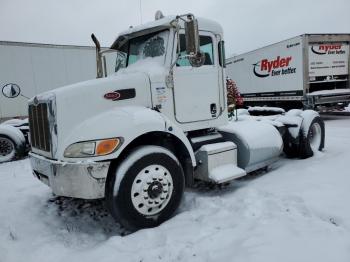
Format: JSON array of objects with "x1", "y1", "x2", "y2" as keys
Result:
[{"x1": 110, "y1": 15, "x2": 223, "y2": 50}]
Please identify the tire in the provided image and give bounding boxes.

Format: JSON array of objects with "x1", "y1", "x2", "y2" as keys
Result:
[
  {"x1": 0, "y1": 135, "x2": 17, "y2": 163},
  {"x1": 106, "y1": 145, "x2": 185, "y2": 231},
  {"x1": 283, "y1": 135, "x2": 299, "y2": 158},
  {"x1": 299, "y1": 116, "x2": 325, "y2": 159}
]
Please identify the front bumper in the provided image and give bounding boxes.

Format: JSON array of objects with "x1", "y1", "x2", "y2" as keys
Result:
[{"x1": 29, "y1": 152, "x2": 111, "y2": 199}]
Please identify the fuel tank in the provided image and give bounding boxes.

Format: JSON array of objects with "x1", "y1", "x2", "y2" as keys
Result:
[{"x1": 217, "y1": 120, "x2": 283, "y2": 172}]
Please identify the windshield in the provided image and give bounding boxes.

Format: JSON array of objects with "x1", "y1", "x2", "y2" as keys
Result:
[
  {"x1": 127, "y1": 30, "x2": 169, "y2": 66},
  {"x1": 103, "y1": 30, "x2": 169, "y2": 76}
]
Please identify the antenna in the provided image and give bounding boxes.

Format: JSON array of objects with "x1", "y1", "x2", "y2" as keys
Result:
[{"x1": 139, "y1": 0, "x2": 143, "y2": 24}]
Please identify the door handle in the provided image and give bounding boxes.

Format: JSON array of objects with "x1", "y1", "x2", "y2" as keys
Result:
[{"x1": 210, "y1": 103, "x2": 217, "y2": 117}]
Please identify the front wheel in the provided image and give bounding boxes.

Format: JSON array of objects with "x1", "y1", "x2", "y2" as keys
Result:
[{"x1": 106, "y1": 145, "x2": 185, "y2": 231}]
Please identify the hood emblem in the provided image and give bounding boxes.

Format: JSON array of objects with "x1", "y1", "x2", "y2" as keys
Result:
[
  {"x1": 104, "y1": 91, "x2": 121, "y2": 101},
  {"x1": 103, "y1": 89, "x2": 136, "y2": 101}
]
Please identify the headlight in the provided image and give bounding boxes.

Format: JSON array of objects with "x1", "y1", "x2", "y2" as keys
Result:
[{"x1": 64, "y1": 138, "x2": 121, "y2": 158}]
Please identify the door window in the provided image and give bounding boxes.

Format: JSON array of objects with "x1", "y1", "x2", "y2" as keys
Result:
[{"x1": 177, "y1": 35, "x2": 214, "y2": 66}]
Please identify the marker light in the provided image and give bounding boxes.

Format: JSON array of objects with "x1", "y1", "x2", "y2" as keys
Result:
[{"x1": 96, "y1": 138, "x2": 120, "y2": 156}]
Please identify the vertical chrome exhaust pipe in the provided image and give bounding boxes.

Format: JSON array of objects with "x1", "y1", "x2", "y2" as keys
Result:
[{"x1": 91, "y1": 34, "x2": 103, "y2": 78}]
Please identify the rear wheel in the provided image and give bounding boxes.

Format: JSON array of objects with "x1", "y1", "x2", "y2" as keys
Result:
[
  {"x1": 106, "y1": 145, "x2": 185, "y2": 231},
  {"x1": 283, "y1": 136, "x2": 299, "y2": 158},
  {"x1": 0, "y1": 135, "x2": 16, "y2": 163},
  {"x1": 299, "y1": 116, "x2": 325, "y2": 159}
]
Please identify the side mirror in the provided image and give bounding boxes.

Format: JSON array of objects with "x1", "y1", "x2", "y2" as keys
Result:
[
  {"x1": 185, "y1": 16, "x2": 199, "y2": 55},
  {"x1": 2, "y1": 83, "x2": 21, "y2": 98},
  {"x1": 184, "y1": 16, "x2": 205, "y2": 67}
]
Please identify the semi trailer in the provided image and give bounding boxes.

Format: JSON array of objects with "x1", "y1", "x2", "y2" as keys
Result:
[
  {"x1": 0, "y1": 41, "x2": 102, "y2": 120},
  {"x1": 0, "y1": 42, "x2": 119, "y2": 162},
  {"x1": 226, "y1": 34, "x2": 350, "y2": 110},
  {"x1": 27, "y1": 12, "x2": 325, "y2": 230}
]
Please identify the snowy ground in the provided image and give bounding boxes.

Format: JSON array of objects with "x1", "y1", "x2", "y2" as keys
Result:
[{"x1": 1, "y1": 116, "x2": 350, "y2": 262}]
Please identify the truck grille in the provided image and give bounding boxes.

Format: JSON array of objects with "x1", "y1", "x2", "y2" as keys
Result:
[{"x1": 28, "y1": 103, "x2": 51, "y2": 152}]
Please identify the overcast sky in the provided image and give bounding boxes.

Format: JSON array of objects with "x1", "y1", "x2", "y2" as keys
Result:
[{"x1": 1, "y1": 0, "x2": 349, "y2": 55}]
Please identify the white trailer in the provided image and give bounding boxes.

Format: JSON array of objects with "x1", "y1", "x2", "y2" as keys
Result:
[
  {"x1": 0, "y1": 41, "x2": 99, "y2": 119},
  {"x1": 226, "y1": 34, "x2": 350, "y2": 109}
]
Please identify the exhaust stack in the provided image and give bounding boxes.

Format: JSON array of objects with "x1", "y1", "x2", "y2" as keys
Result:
[{"x1": 91, "y1": 34, "x2": 103, "y2": 78}]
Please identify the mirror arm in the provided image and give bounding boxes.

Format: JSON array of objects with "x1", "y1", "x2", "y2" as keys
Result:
[{"x1": 20, "y1": 94, "x2": 30, "y2": 99}]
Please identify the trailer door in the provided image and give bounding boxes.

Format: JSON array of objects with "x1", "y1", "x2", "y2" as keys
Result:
[{"x1": 308, "y1": 43, "x2": 349, "y2": 87}]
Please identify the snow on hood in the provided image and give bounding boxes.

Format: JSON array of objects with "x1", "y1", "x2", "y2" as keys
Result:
[{"x1": 117, "y1": 58, "x2": 167, "y2": 82}]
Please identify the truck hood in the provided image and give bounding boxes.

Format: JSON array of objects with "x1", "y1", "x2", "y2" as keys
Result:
[
  {"x1": 33, "y1": 71, "x2": 152, "y2": 157},
  {"x1": 116, "y1": 59, "x2": 168, "y2": 83}
]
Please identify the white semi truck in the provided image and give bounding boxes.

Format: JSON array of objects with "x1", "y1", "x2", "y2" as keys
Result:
[
  {"x1": 27, "y1": 13, "x2": 325, "y2": 230},
  {"x1": 226, "y1": 34, "x2": 350, "y2": 110}
]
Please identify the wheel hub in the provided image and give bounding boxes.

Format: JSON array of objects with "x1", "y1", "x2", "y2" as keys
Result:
[
  {"x1": 147, "y1": 181, "x2": 163, "y2": 199},
  {"x1": 131, "y1": 164, "x2": 173, "y2": 216},
  {"x1": 0, "y1": 137, "x2": 14, "y2": 157}
]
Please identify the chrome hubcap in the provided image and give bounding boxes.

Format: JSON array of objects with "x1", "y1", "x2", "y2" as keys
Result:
[
  {"x1": 309, "y1": 122, "x2": 322, "y2": 152},
  {"x1": 131, "y1": 164, "x2": 173, "y2": 216},
  {"x1": 0, "y1": 137, "x2": 14, "y2": 157}
]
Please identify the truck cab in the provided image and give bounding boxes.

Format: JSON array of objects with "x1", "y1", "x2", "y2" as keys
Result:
[
  {"x1": 104, "y1": 15, "x2": 228, "y2": 131},
  {"x1": 29, "y1": 13, "x2": 324, "y2": 230}
]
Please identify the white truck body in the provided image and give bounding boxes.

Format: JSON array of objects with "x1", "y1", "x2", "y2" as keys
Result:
[
  {"x1": 26, "y1": 14, "x2": 325, "y2": 230},
  {"x1": 226, "y1": 34, "x2": 350, "y2": 109},
  {"x1": 0, "y1": 41, "x2": 98, "y2": 119}
]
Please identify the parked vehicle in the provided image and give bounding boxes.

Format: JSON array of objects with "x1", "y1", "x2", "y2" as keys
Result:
[
  {"x1": 0, "y1": 118, "x2": 29, "y2": 163},
  {"x1": 226, "y1": 34, "x2": 350, "y2": 110},
  {"x1": 27, "y1": 12, "x2": 325, "y2": 230}
]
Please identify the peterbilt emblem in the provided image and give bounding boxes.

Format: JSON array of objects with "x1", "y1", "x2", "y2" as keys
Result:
[
  {"x1": 104, "y1": 91, "x2": 121, "y2": 101},
  {"x1": 103, "y1": 89, "x2": 136, "y2": 101}
]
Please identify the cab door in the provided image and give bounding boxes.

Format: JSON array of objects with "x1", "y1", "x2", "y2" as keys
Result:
[{"x1": 173, "y1": 32, "x2": 221, "y2": 123}]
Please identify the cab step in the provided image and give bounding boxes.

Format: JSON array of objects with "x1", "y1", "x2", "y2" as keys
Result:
[
  {"x1": 189, "y1": 132, "x2": 224, "y2": 151},
  {"x1": 194, "y1": 141, "x2": 246, "y2": 183},
  {"x1": 209, "y1": 164, "x2": 246, "y2": 183}
]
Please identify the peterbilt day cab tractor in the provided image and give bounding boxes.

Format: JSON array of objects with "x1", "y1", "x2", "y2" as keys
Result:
[{"x1": 29, "y1": 12, "x2": 325, "y2": 230}]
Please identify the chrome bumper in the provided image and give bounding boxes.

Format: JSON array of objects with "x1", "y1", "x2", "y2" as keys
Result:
[{"x1": 29, "y1": 152, "x2": 111, "y2": 199}]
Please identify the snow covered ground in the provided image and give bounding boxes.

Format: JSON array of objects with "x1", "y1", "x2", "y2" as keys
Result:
[{"x1": 1, "y1": 116, "x2": 350, "y2": 262}]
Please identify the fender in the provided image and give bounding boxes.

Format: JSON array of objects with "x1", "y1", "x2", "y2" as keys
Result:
[
  {"x1": 59, "y1": 106, "x2": 196, "y2": 166},
  {"x1": 300, "y1": 110, "x2": 320, "y2": 136},
  {"x1": 0, "y1": 124, "x2": 26, "y2": 147}
]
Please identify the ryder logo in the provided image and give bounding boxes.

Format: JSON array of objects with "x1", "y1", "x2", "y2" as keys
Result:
[
  {"x1": 253, "y1": 56, "x2": 296, "y2": 78},
  {"x1": 311, "y1": 44, "x2": 344, "y2": 55}
]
